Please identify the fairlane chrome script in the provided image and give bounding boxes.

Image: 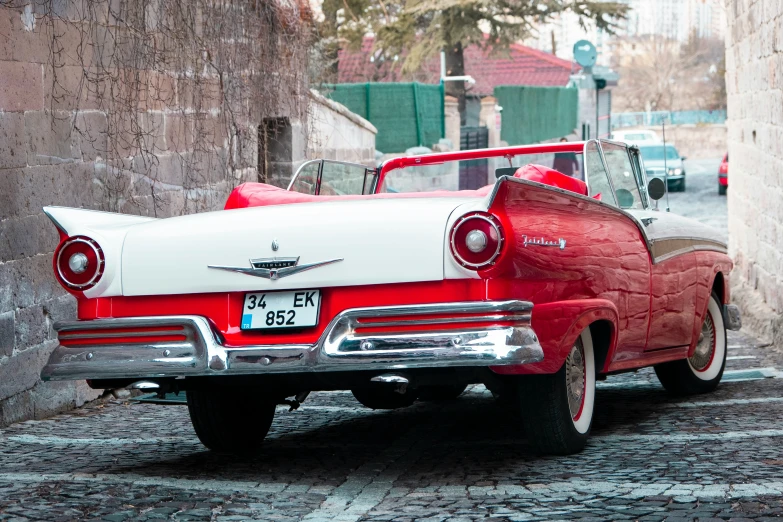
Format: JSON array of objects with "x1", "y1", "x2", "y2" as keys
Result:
[
  {"x1": 522, "y1": 235, "x2": 567, "y2": 250},
  {"x1": 208, "y1": 257, "x2": 343, "y2": 280},
  {"x1": 251, "y1": 257, "x2": 298, "y2": 270}
]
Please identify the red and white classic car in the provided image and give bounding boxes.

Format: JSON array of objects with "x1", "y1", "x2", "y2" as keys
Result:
[{"x1": 41, "y1": 140, "x2": 741, "y2": 455}]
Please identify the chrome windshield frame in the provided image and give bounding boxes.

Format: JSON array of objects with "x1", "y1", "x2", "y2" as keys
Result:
[
  {"x1": 599, "y1": 139, "x2": 651, "y2": 211},
  {"x1": 288, "y1": 159, "x2": 378, "y2": 195},
  {"x1": 583, "y1": 139, "x2": 652, "y2": 211}
]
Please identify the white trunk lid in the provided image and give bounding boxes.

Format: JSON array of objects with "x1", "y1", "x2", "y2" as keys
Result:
[{"x1": 121, "y1": 198, "x2": 473, "y2": 296}]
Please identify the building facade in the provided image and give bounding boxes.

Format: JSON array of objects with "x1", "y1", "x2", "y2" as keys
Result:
[
  {"x1": 724, "y1": 0, "x2": 783, "y2": 342},
  {"x1": 524, "y1": 0, "x2": 726, "y2": 66}
]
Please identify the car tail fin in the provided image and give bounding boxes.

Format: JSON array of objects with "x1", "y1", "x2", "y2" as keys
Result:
[{"x1": 43, "y1": 207, "x2": 156, "y2": 237}]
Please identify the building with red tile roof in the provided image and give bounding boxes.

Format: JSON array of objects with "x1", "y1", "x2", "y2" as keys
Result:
[{"x1": 337, "y1": 37, "x2": 578, "y2": 95}]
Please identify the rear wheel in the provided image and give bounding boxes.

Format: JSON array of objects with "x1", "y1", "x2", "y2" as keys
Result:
[
  {"x1": 718, "y1": 184, "x2": 727, "y2": 195},
  {"x1": 351, "y1": 386, "x2": 417, "y2": 409},
  {"x1": 186, "y1": 388, "x2": 276, "y2": 453},
  {"x1": 518, "y1": 329, "x2": 596, "y2": 455},
  {"x1": 654, "y1": 291, "x2": 727, "y2": 395}
]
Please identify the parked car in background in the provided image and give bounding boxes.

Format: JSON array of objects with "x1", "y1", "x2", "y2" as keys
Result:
[
  {"x1": 638, "y1": 143, "x2": 687, "y2": 192},
  {"x1": 718, "y1": 153, "x2": 728, "y2": 195},
  {"x1": 40, "y1": 140, "x2": 740, "y2": 456},
  {"x1": 610, "y1": 129, "x2": 660, "y2": 144}
]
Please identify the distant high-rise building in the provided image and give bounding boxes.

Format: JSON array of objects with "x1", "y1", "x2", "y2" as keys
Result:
[{"x1": 523, "y1": 0, "x2": 725, "y2": 64}]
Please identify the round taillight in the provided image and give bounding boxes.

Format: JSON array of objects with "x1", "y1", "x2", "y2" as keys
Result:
[
  {"x1": 55, "y1": 236, "x2": 105, "y2": 290},
  {"x1": 450, "y1": 212, "x2": 504, "y2": 269}
]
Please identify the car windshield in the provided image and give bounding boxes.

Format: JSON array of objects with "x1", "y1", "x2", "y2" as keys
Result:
[
  {"x1": 639, "y1": 145, "x2": 679, "y2": 161},
  {"x1": 379, "y1": 151, "x2": 584, "y2": 194}
]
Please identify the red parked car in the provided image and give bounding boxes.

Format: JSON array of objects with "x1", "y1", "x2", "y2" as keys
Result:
[
  {"x1": 41, "y1": 140, "x2": 741, "y2": 456},
  {"x1": 719, "y1": 153, "x2": 728, "y2": 195}
]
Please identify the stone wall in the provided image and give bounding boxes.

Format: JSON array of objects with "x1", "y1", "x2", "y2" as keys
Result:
[
  {"x1": 724, "y1": 0, "x2": 783, "y2": 344},
  {"x1": 307, "y1": 90, "x2": 377, "y2": 167},
  {"x1": 0, "y1": 1, "x2": 314, "y2": 426}
]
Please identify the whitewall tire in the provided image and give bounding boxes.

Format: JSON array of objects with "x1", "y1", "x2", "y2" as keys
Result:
[
  {"x1": 568, "y1": 330, "x2": 596, "y2": 434},
  {"x1": 655, "y1": 291, "x2": 727, "y2": 395},
  {"x1": 518, "y1": 328, "x2": 596, "y2": 455}
]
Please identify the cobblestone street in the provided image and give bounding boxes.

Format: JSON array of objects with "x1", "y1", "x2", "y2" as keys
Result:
[{"x1": 3, "y1": 158, "x2": 781, "y2": 522}]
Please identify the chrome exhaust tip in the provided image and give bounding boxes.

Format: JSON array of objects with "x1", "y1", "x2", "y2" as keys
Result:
[
  {"x1": 130, "y1": 381, "x2": 160, "y2": 390},
  {"x1": 370, "y1": 373, "x2": 410, "y2": 393}
]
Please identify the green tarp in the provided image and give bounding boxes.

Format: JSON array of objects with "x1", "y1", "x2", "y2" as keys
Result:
[
  {"x1": 494, "y1": 86, "x2": 578, "y2": 145},
  {"x1": 322, "y1": 82, "x2": 445, "y2": 153}
]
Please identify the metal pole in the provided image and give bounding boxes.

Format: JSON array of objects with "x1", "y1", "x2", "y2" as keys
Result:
[
  {"x1": 440, "y1": 51, "x2": 446, "y2": 80},
  {"x1": 662, "y1": 121, "x2": 670, "y2": 212},
  {"x1": 412, "y1": 82, "x2": 423, "y2": 146},
  {"x1": 365, "y1": 83, "x2": 371, "y2": 120}
]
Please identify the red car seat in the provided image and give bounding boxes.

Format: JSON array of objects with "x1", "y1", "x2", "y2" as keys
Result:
[{"x1": 513, "y1": 164, "x2": 588, "y2": 197}]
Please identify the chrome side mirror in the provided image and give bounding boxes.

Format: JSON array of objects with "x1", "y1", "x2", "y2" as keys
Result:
[{"x1": 648, "y1": 177, "x2": 666, "y2": 201}]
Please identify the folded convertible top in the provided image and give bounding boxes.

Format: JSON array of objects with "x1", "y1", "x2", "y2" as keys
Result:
[{"x1": 223, "y1": 182, "x2": 493, "y2": 210}]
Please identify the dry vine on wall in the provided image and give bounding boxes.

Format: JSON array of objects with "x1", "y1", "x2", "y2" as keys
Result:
[{"x1": 2, "y1": 0, "x2": 313, "y2": 215}]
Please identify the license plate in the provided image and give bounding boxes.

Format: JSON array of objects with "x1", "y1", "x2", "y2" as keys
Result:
[{"x1": 241, "y1": 290, "x2": 321, "y2": 330}]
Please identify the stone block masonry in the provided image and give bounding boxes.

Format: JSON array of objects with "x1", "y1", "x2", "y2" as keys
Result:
[
  {"x1": 0, "y1": 1, "x2": 373, "y2": 427},
  {"x1": 0, "y1": 1, "x2": 305, "y2": 427},
  {"x1": 725, "y1": 0, "x2": 783, "y2": 344},
  {"x1": 0, "y1": 46, "x2": 111, "y2": 423}
]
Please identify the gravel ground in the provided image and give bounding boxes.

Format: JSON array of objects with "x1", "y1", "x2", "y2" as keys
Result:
[{"x1": 3, "y1": 158, "x2": 777, "y2": 522}]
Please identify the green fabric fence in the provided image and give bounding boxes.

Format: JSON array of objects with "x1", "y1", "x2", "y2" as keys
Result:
[
  {"x1": 494, "y1": 86, "x2": 578, "y2": 145},
  {"x1": 321, "y1": 82, "x2": 445, "y2": 153}
]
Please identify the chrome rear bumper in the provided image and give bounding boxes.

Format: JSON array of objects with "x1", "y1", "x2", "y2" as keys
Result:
[{"x1": 41, "y1": 301, "x2": 543, "y2": 381}]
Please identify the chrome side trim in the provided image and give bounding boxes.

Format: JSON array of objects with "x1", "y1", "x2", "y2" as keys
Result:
[
  {"x1": 41, "y1": 301, "x2": 543, "y2": 381},
  {"x1": 651, "y1": 237, "x2": 728, "y2": 263},
  {"x1": 724, "y1": 304, "x2": 742, "y2": 331},
  {"x1": 353, "y1": 313, "x2": 530, "y2": 328}
]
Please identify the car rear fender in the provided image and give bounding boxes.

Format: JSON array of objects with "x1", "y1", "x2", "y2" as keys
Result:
[
  {"x1": 490, "y1": 299, "x2": 619, "y2": 375},
  {"x1": 687, "y1": 256, "x2": 734, "y2": 357}
]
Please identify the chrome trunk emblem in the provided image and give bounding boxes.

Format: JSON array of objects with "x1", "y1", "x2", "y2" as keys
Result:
[
  {"x1": 271, "y1": 239, "x2": 279, "y2": 251},
  {"x1": 208, "y1": 256, "x2": 343, "y2": 280}
]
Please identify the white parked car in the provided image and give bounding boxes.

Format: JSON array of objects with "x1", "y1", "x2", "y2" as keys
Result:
[{"x1": 610, "y1": 129, "x2": 660, "y2": 144}]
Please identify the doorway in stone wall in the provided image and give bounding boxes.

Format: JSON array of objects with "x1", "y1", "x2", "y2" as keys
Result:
[
  {"x1": 259, "y1": 117, "x2": 292, "y2": 185},
  {"x1": 459, "y1": 126, "x2": 489, "y2": 189}
]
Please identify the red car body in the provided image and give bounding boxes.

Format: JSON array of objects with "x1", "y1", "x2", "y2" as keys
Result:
[{"x1": 40, "y1": 140, "x2": 742, "y2": 455}]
